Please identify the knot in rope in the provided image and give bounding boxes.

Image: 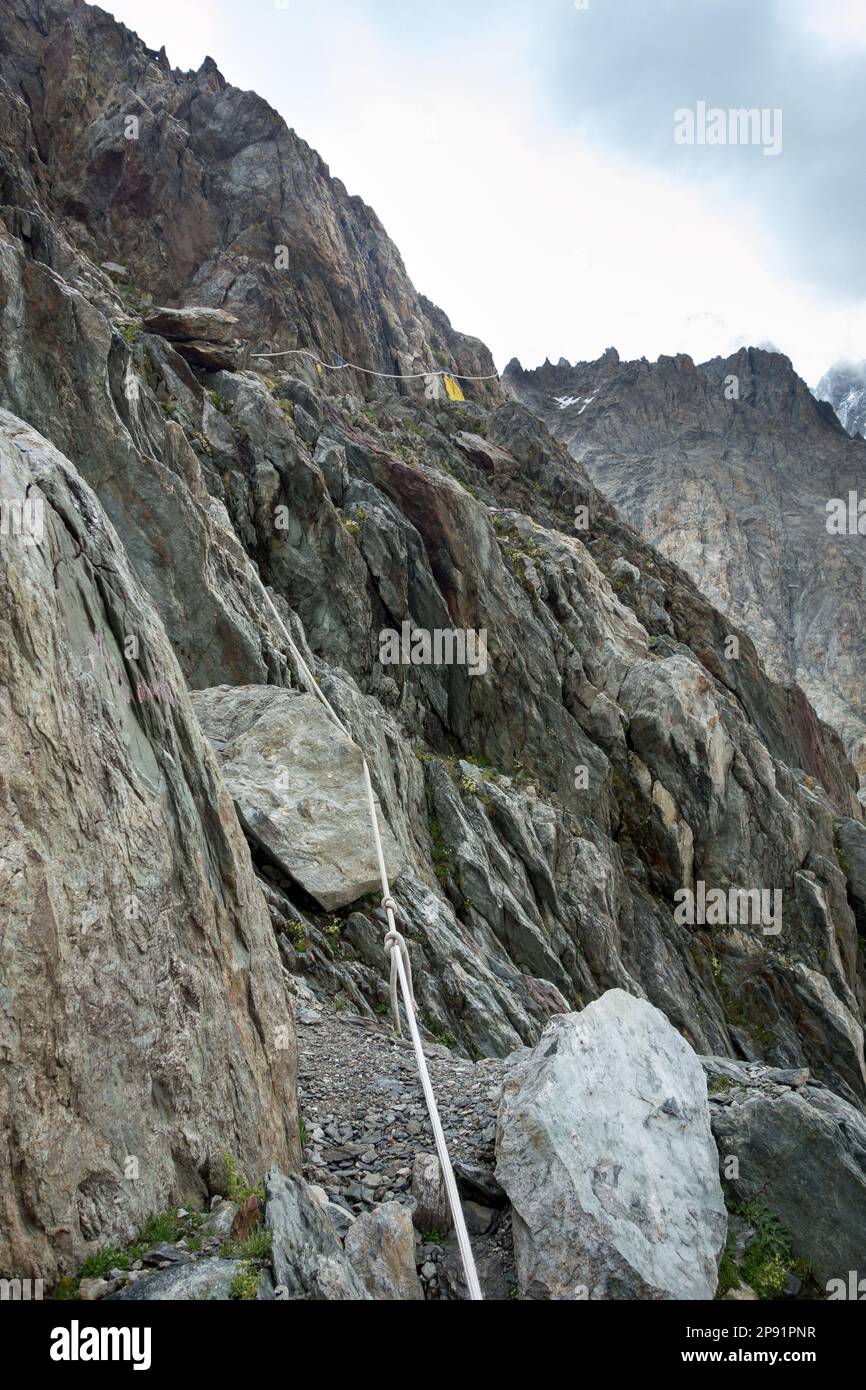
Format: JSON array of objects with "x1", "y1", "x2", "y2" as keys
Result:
[{"x1": 383, "y1": 913, "x2": 415, "y2": 1035}]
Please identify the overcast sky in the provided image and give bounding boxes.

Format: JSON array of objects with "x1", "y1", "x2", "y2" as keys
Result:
[{"x1": 100, "y1": 0, "x2": 866, "y2": 384}]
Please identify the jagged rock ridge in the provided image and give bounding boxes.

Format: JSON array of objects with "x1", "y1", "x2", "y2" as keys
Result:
[{"x1": 505, "y1": 348, "x2": 866, "y2": 786}]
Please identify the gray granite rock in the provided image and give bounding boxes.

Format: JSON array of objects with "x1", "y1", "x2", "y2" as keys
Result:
[
  {"x1": 192, "y1": 685, "x2": 403, "y2": 911},
  {"x1": 496, "y1": 993, "x2": 727, "y2": 1300},
  {"x1": 344, "y1": 1202, "x2": 424, "y2": 1300},
  {"x1": 264, "y1": 1169, "x2": 370, "y2": 1300},
  {"x1": 107, "y1": 1259, "x2": 243, "y2": 1301}
]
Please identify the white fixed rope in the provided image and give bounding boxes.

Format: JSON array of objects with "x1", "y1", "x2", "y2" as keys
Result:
[
  {"x1": 252, "y1": 345, "x2": 500, "y2": 383},
  {"x1": 246, "y1": 566, "x2": 484, "y2": 1302}
]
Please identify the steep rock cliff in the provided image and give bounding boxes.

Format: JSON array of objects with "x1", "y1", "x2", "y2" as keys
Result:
[{"x1": 505, "y1": 349, "x2": 866, "y2": 786}]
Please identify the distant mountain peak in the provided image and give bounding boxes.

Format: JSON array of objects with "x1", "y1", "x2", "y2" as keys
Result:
[{"x1": 816, "y1": 361, "x2": 866, "y2": 439}]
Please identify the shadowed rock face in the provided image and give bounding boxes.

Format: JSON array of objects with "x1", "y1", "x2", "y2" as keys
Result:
[
  {"x1": 0, "y1": 412, "x2": 298, "y2": 1284},
  {"x1": 703, "y1": 1058, "x2": 866, "y2": 1286},
  {"x1": 505, "y1": 349, "x2": 866, "y2": 787}
]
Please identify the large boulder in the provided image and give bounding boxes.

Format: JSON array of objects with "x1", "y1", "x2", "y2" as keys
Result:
[
  {"x1": 0, "y1": 413, "x2": 298, "y2": 1284},
  {"x1": 143, "y1": 306, "x2": 240, "y2": 344},
  {"x1": 706, "y1": 1061, "x2": 866, "y2": 1286},
  {"x1": 107, "y1": 1259, "x2": 244, "y2": 1302},
  {"x1": 192, "y1": 685, "x2": 403, "y2": 911},
  {"x1": 495, "y1": 991, "x2": 727, "y2": 1300},
  {"x1": 264, "y1": 1170, "x2": 370, "y2": 1300},
  {"x1": 344, "y1": 1203, "x2": 424, "y2": 1301}
]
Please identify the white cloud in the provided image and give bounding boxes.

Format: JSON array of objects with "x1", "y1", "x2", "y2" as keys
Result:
[
  {"x1": 800, "y1": 0, "x2": 866, "y2": 50},
  {"x1": 100, "y1": 0, "x2": 227, "y2": 70}
]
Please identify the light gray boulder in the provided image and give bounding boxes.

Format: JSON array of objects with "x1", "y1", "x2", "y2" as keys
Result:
[
  {"x1": 264, "y1": 1170, "x2": 370, "y2": 1300},
  {"x1": 107, "y1": 1259, "x2": 243, "y2": 1301},
  {"x1": 192, "y1": 686, "x2": 403, "y2": 911},
  {"x1": 495, "y1": 990, "x2": 727, "y2": 1300},
  {"x1": 344, "y1": 1203, "x2": 424, "y2": 1300}
]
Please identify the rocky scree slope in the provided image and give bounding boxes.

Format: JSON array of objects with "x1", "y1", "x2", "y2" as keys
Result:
[
  {"x1": 0, "y1": 0, "x2": 865, "y2": 1295},
  {"x1": 505, "y1": 350, "x2": 866, "y2": 787}
]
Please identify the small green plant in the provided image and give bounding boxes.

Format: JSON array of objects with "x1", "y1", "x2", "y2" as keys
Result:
[
  {"x1": 136, "y1": 1210, "x2": 182, "y2": 1248},
  {"x1": 421, "y1": 1228, "x2": 448, "y2": 1245},
  {"x1": 224, "y1": 1154, "x2": 265, "y2": 1205},
  {"x1": 52, "y1": 1278, "x2": 80, "y2": 1300},
  {"x1": 229, "y1": 1263, "x2": 260, "y2": 1301},
  {"x1": 834, "y1": 842, "x2": 851, "y2": 876},
  {"x1": 221, "y1": 1229, "x2": 272, "y2": 1261},
  {"x1": 208, "y1": 390, "x2": 234, "y2": 416},
  {"x1": 119, "y1": 321, "x2": 142, "y2": 345},
  {"x1": 731, "y1": 1201, "x2": 797, "y2": 1300},
  {"x1": 298, "y1": 1117, "x2": 310, "y2": 1149},
  {"x1": 77, "y1": 1245, "x2": 129, "y2": 1282},
  {"x1": 286, "y1": 920, "x2": 309, "y2": 953},
  {"x1": 465, "y1": 755, "x2": 493, "y2": 773},
  {"x1": 428, "y1": 817, "x2": 453, "y2": 884},
  {"x1": 191, "y1": 429, "x2": 213, "y2": 457},
  {"x1": 717, "y1": 1244, "x2": 741, "y2": 1297}
]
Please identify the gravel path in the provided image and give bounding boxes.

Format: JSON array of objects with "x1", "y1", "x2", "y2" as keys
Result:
[{"x1": 295, "y1": 1005, "x2": 518, "y2": 1298}]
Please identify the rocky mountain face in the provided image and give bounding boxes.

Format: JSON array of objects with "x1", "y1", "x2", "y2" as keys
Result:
[
  {"x1": 0, "y1": 0, "x2": 501, "y2": 400},
  {"x1": 0, "y1": 412, "x2": 299, "y2": 1285},
  {"x1": 1, "y1": 0, "x2": 865, "y2": 1298},
  {"x1": 817, "y1": 361, "x2": 866, "y2": 440},
  {"x1": 505, "y1": 349, "x2": 866, "y2": 788}
]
